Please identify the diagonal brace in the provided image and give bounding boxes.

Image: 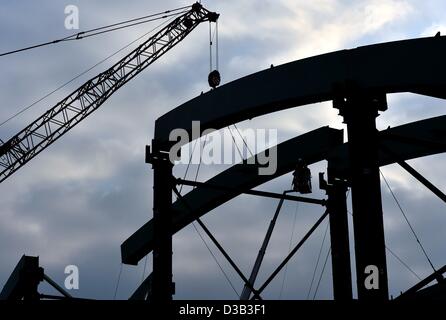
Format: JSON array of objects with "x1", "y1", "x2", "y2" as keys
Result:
[
  {"x1": 172, "y1": 186, "x2": 263, "y2": 299},
  {"x1": 398, "y1": 160, "x2": 446, "y2": 204},
  {"x1": 241, "y1": 190, "x2": 292, "y2": 300},
  {"x1": 251, "y1": 209, "x2": 329, "y2": 299},
  {"x1": 380, "y1": 145, "x2": 446, "y2": 204}
]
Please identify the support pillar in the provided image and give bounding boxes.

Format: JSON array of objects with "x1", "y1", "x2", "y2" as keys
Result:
[
  {"x1": 320, "y1": 174, "x2": 352, "y2": 300},
  {"x1": 334, "y1": 90, "x2": 389, "y2": 300},
  {"x1": 148, "y1": 145, "x2": 174, "y2": 301}
]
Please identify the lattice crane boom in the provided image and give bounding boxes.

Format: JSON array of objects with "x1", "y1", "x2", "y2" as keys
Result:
[{"x1": 0, "y1": 2, "x2": 218, "y2": 183}]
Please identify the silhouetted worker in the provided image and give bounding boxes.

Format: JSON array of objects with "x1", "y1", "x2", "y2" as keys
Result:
[{"x1": 292, "y1": 159, "x2": 312, "y2": 194}]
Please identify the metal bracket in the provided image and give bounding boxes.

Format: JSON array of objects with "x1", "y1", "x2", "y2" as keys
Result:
[
  {"x1": 145, "y1": 144, "x2": 171, "y2": 165},
  {"x1": 332, "y1": 81, "x2": 388, "y2": 120}
]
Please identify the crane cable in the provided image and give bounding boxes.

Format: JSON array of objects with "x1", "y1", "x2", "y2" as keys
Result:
[
  {"x1": 380, "y1": 169, "x2": 437, "y2": 273},
  {"x1": 345, "y1": 208, "x2": 421, "y2": 281},
  {"x1": 279, "y1": 173, "x2": 427, "y2": 299},
  {"x1": 210, "y1": 18, "x2": 248, "y2": 159},
  {"x1": 209, "y1": 22, "x2": 213, "y2": 72},
  {"x1": 313, "y1": 246, "x2": 331, "y2": 300},
  {"x1": 346, "y1": 187, "x2": 422, "y2": 282},
  {"x1": 178, "y1": 138, "x2": 200, "y2": 194},
  {"x1": 227, "y1": 126, "x2": 244, "y2": 160},
  {"x1": 141, "y1": 254, "x2": 148, "y2": 283},
  {"x1": 316, "y1": 186, "x2": 424, "y2": 300},
  {"x1": 306, "y1": 219, "x2": 330, "y2": 299},
  {"x1": 208, "y1": 19, "x2": 219, "y2": 72},
  {"x1": 233, "y1": 124, "x2": 254, "y2": 157},
  {"x1": 307, "y1": 189, "x2": 350, "y2": 300},
  {"x1": 387, "y1": 245, "x2": 421, "y2": 281},
  {"x1": 207, "y1": 18, "x2": 220, "y2": 89},
  {"x1": 278, "y1": 200, "x2": 299, "y2": 299},
  {"x1": 113, "y1": 263, "x2": 123, "y2": 300},
  {"x1": 0, "y1": 12, "x2": 183, "y2": 129},
  {"x1": 193, "y1": 136, "x2": 208, "y2": 183},
  {"x1": 227, "y1": 124, "x2": 254, "y2": 160},
  {"x1": 0, "y1": 6, "x2": 191, "y2": 57}
]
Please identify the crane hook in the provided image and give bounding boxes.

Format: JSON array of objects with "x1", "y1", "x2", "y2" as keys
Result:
[{"x1": 208, "y1": 70, "x2": 221, "y2": 88}]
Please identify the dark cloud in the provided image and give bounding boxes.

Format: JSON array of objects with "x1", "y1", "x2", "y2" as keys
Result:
[{"x1": 1, "y1": 0, "x2": 446, "y2": 301}]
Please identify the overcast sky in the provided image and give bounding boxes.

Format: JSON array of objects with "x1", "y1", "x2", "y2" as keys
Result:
[{"x1": 1, "y1": 0, "x2": 446, "y2": 300}]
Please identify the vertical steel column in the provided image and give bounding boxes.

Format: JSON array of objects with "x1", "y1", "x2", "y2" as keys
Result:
[
  {"x1": 149, "y1": 146, "x2": 174, "y2": 301},
  {"x1": 325, "y1": 179, "x2": 353, "y2": 300},
  {"x1": 0, "y1": 255, "x2": 43, "y2": 300},
  {"x1": 334, "y1": 91, "x2": 389, "y2": 300}
]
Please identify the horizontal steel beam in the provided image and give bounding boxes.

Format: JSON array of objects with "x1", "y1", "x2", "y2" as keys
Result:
[{"x1": 176, "y1": 178, "x2": 326, "y2": 206}]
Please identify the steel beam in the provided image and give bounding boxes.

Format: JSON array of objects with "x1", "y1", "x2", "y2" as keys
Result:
[
  {"x1": 195, "y1": 218, "x2": 262, "y2": 299},
  {"x1": 122, "y1": 117, "x2": 446, "y2": 266},
  {"x1": 320, "y1": 174, "x2": 353, "y2": 300},
  {"x1": 150, "y1": 148, "x2": 174, "y2": 301},
  {"x1": 122, "y1": 127, "x2": 343, "y2": 265},
  {"x1": 397, "y1": 160, "x2": 446, "y2": 204},
  {"x1": 0, "y1": 255, "x2": 43, "y2": 300},
  {"x1": 254, "y1": 209, "x2": 329, "y2": 298},
  {"x1": 172, "y1": 186, "x2": 262, "y2": 299},
  {"x1": 328, "y1": 115, "x2": 446, "y2": 182},
  {"x1": 177, "y1": 178, "x2": 325, "y2": 205},
  {"x1": 155, "y1": 37, "x2": 446, "y2": 150},
  {"x1": 42, "y1": 274, "x2": 72, "y2": 298},
  {"x1": 129, "y1": 273, "x2": 153, "y2": 300},
  {"x1": 396, "y1": 265, "x2": 446, "y2": 299},
  {"x1": 335, "y1": 91, "x2": 389, "y2": 301},
  {"x1": 240, "y1": 190, "x2": 292, "y2": 300}
]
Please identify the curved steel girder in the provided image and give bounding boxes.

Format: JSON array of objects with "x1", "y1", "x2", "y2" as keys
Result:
[
  {"x1": 328, "y1": 115, "x2": 446, "y2": 180},
  {"x1": 122, "y1": 127, "x2": 344, "y2": 265},
  {"x1": 154, "y1": 36, "x2": 446, "y2": 150},
  {"x1": 122, "y1": 115, "x2": 446, "y2": 265}
]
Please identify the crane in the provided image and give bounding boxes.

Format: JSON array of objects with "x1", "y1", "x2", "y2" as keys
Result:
[{"x1": 0, "y1": 2, "x2": 219, "y2": 183}]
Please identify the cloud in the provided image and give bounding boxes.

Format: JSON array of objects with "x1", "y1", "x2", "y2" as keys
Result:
[
  {"x1": 0, "y1": 0, "x2": 445, "y2": 301},
  {"x1": 422, "y1": 23, "x2": 446, "y2": 37}
]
